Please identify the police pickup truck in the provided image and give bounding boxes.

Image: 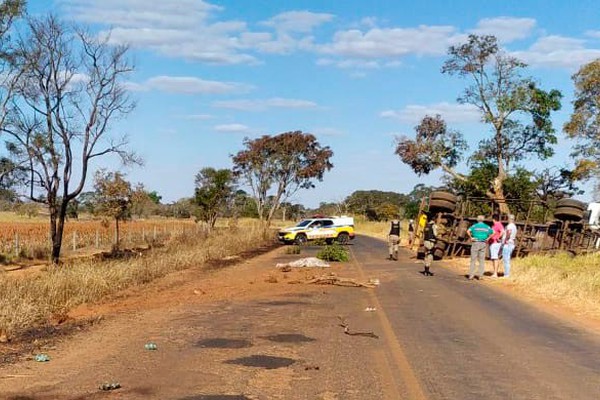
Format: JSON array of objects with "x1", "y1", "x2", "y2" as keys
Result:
[{"x1": 278, "y1": 216, "x2": 355, "y2": 245}]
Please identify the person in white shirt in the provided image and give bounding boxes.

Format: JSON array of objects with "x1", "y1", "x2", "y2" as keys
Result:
[{"x1": 501, "y1": 214, "x2": 517, "y2": 278}]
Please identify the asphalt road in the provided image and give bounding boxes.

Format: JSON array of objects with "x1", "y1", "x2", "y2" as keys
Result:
[
  {"x1": 352, "y1": 235, "x2": 600, "y2": 399},
  {"x1": 2, "y1": 235, "x2": 600, "y2": 399}
]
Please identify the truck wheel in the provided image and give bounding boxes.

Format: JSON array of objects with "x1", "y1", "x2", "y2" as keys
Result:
[
  {"x1": 337, "y1": 232, "x2": 350, "y2": 245},
  {"x1": 325, "y1": 238, "x2": 334, "y2": 245},
  {"x1": 556, "y1": 198, "x2": 586, "y2": 211},
  {"x1": 430, "y1": 191, "x2": 458, "y2": 204},
  {"x1": 429, "y1": 199, "x2": 456, "y2": 213},
  {"x1": 554, "y1": 206, "x2": 584, "y2": 221},
  {"x1": 295, "y1": 234, "x2": 308, "y2": 245}
]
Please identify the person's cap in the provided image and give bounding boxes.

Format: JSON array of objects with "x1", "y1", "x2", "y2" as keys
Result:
[{"x1": 477, "y1": 215, "x2": 485, "y2": 222}]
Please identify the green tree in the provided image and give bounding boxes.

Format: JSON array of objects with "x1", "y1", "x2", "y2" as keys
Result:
[
  {"x1": 194, "y1": 167, "x2": 235, "y2": 229},
  {"x1": 232, "y1": 131, "x2": 333, "y2": 226},
  {"x1": 398, "y1": 35, "x2": 562, "y2": 214},
  {"x1": 94, "y1": 171, "x2": 132, "y2": 251},
  {"x1": 564, "y1": 59, "x2": 600, "y2": 187}
]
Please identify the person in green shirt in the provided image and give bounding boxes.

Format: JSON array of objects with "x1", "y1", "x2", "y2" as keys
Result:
[{"x1": 467, "y1": 215, "x2": 494, "y2": 280}]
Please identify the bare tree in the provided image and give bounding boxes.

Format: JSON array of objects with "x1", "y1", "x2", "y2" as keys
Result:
[{"x1": 2, "y1": 15, "x2": 138, "y2": 263}]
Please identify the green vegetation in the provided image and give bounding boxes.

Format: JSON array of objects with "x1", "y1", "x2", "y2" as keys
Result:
[{"x1": 316, "y1": 244, "x2": 349, "y2": 262}]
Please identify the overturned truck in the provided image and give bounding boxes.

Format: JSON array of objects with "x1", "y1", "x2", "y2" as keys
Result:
[{"x1": 416, "y1": 191, "x2": 600, "y2": 260}]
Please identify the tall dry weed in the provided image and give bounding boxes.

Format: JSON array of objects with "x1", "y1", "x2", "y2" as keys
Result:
[
  {"x1": 512, "y1": 253, "x2": 600, "y2": 315},
  {"x1": 0, "y1": 221, "x2": 274, "y2": 338}
]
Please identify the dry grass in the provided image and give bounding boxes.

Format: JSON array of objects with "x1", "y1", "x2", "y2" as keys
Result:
[
  {"x1": 356, "y1": 218, "x2": 409, "y2": 243},
  {"x1": 511, "y1": 253, "x2": 600, "y2": 316},
  {"x1": 0, "y1": 220, "x2": 274, "y2": 338}
]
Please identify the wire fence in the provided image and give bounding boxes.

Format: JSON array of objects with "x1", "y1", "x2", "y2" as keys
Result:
[{"x1": 0, "y1": 219, "x2": 200, "y2": 259}]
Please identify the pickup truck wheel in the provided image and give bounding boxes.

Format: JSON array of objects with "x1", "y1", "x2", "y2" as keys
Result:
[
  {"x1": 295, "y1": 234, "x2": 308, "y2": 246},
  {"x1": 337, "y1": 232, "x2": 350, "y2": 245}
]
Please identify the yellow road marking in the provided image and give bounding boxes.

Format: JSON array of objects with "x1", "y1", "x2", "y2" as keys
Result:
[{"x1": 350, "y1": 247, "x2": 428, "y2": 400}]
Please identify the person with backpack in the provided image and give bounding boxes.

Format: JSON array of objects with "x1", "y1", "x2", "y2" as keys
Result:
[
  {"x1": 388, "y1": 218, "x2": 401, "y2": 260},
  {"x1": 421, "y1": 218, "x2": 438, "y2": 276}
]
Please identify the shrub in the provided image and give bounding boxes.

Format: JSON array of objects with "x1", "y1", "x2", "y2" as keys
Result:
[{"x1": 316, "y1": 244, "x2": 349, "y2": 262}]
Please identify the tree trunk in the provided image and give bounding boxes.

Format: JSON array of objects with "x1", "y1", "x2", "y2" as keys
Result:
[
  {"x1": 114, "y1": 218, "x2": 120, "y2": 250},
  {"x1": 50, "y1": 203, "x2": 68, "y2": 264}
]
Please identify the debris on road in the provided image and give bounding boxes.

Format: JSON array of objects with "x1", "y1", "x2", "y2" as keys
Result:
[
  {"x1": 265, "y1": 275, "x2": 279, "y2": 283},
  {"x1": 144, "y1": 342, "x2": 157, "y2": 350},
  {"x1": 304, "y1": 364, "x2": 320, "y2": 371},
  {"x1": 99, "y1": 382, "x2": 121, "y2": 391},
  {"x1": 34, "y1": 354, "x2": 50, "y2": 362},
  {"x1": 364, "y1": 307, "x2": 377, "y2": 312},
  {"x1": 276, "y1": 257, "x2": 330, "y2": 269},
  {"x1": 368, "y1": 278, "x2": 380, "y2": 286},
  {"x1": 337, "y1": 317, "x2": 379, "y2": 339},
  {"x1": 289, "y1": 273, "x2": 377, "y2": 288}
]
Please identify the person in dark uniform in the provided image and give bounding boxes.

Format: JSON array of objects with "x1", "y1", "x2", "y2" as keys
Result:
[
  {"x1": 421, "y1": 218, "x2": 438, "y2": 276},
  {"x1": 388, "y1": 218, "x2": 401, "y2": 260}
]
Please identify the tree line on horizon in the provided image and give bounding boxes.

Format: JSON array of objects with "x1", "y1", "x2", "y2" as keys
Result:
[{"x1": 0, "y1": 3, "x2": 599, "y2": 262}]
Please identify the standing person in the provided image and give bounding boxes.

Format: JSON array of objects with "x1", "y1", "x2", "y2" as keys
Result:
[
  {"x1": 489, "y1": 214, "x2": 505, "y2": 278},
  {"x1": 388, "y1": 218, "x2": 401, "y2": 261},
  {"x1": 421, "y1": 218, "x2": 438, "y2": 276},
  {"x1": 408, "y1": 219, "x2": 415, "y2": 247},
  {"x1": 467, "y1": 215, "x2": 493, "y2": 280},
  {"x1": 502, "y1": 214, "x2": 517, "y2": 278}
]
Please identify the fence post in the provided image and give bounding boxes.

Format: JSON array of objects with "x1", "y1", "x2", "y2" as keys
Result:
[
  {"x1": 72, "y1": 231, "x2": 77, "y2": 251},
  {"x1": 142, "y1": 227, "x2": 146, "y2": 242},
  {"x1": 153, "y1": 226, "x2": 157, "y2": 241},
  {"x1": 14, "y1": 233, "x2": 19, "y2": 257},
  {"x1": 95, "y1": 230, "x2": 100, "y2": 249}
]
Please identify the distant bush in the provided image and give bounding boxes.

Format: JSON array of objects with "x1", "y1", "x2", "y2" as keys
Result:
[{"x1": 317, "y1": 244, "x2": 349, "y2": 262}]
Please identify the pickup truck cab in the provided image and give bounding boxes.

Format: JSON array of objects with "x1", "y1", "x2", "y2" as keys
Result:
[{"x1": 278, "y1": 216, "x2": 355, "y2": 245}]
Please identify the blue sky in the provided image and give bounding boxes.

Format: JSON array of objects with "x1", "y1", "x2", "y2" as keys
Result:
[{"x1": 27, "y1": 0, "x2": 600, "y2": 206}]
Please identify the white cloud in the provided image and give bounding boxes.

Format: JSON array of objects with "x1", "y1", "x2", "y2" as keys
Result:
[
  {"x1": 470, "y1": 17, "x2": 536, "y2": 43},
  {"x1": 512, "y1": 35, "x2": 600, "y2": 69},
  {"x1": 185, "y1": 114, "x2": 213, "y2": 120},
  {"x1": 319, "y1": 25, "x2": 460, "y2": 59},
  {"x1": 214, "y1": 123, "x2": 250, "y2": 133},
  {"x1": 213, "y1": 98, "x2": 318, "y2": 111},
  {"x1": 262, "y1": 11, "x2": 334, "y2": 33},
  {"x1": 586, "y1": 30, "x2": 600, "y2": 39},
  {"x1": 126, "y1": 76, "x2": 253, "y2": 94},
  {"x1": 61, "y1": 1, "x2": 333, "y2": 63},
  {"x1": 381, "y1": 102, "x2": 481, "y2": 124}
]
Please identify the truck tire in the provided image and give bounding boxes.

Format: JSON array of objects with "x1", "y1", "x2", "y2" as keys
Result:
[
  {"x1": 556, "y1": 198, "x2": 586, "y2": 211},
  {"x1": 430, "y1": 191, "x2": 458, "y2": 204},
  {"x1": 429, "y1": 199, "x2": 456, "y2": 213},
  {"x1": 433, "y1": 248, "x2": 445, "y2": 260},
  {"x1": 554, "y1": 206, "x2": 584, "y2": 221},
  {"x1": 295, "y1": 233, "x2": 308, "y2": 245}
]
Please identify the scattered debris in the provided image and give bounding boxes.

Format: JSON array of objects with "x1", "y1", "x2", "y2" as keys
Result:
[
  {"x1": 193, "y1": 289, "x2": 206, "y2": 295},
  {"x1": 368, "y1": 278, "x2": 380, "y2": 286},
  {"x1": 144, "y1": 342, "x2": 157, "y2": 351},
  {"x1": 265, "y1": 275, "x2": 278, "y2": 283},
  {"x1": 338, "y1": 317, "x2": 379, "y2": 339},
  {"x1": 290, "y1": 273, "x2": 376, "y2": 288},
  {"x1": 278, "y1": 265, "x2": 292, "y2": 272},
  {"x1": 304, "y1": 364, "x2": 320, "y2": 371},
  {"x1": 34, "y1": 354, "x2": 50, "y2": 362},
  {"x1": 99, "y1": 382, "x2": 121, "y2": 391},
  {"x1": 276, "y1": 257, "x2": 330, "y2": 269},
  {"x1": 364, "y1": 307, "x2": 377, "y2": 312}
]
